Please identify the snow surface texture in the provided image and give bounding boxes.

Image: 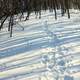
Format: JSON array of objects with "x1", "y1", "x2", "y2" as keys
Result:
[{"x1": 0, "y1": 9, "x2": 80, "y2": 80}]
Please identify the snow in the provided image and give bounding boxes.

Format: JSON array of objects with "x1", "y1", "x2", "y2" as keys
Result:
[{"x1": 0, "y1": 9, "x2": 80, "y2": 80}]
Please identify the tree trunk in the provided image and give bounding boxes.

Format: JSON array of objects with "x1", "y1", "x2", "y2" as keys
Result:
[
  {"x1": 67, "y1": 9, "x2": 70, "y2": 19},
  {"x1": 0, "y1": 16, "x2": 8, "y2": 30},
  {"x1": 10, "y1": 15, "x2": 14, "y2": 37}
]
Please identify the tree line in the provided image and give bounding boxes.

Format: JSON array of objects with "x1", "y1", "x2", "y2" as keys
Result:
[{"x1": 0, "y1": 0, "x2": 80, "y2": 37}]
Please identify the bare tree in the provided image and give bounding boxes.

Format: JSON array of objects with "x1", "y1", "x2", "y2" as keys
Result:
[{"x1": 0, "y1": 0, "x2": 80, "y2": 37}]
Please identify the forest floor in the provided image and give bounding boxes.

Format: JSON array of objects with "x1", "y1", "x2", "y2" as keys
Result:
[{"x1": 0, "y1": 9, "x2": 80, "y2": 80}]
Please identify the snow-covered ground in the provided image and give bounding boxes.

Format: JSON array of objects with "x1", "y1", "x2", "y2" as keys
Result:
[{"x1": 0, "y1": 9, "x2": 80, "y2": 80}]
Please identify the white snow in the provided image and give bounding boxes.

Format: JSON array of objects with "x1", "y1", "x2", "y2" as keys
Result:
[{"x1": 0, "y1": 9, "x2": 80, "y2": 80}]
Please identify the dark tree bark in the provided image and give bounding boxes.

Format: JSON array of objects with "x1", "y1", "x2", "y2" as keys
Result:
[
  {"x1": 0, "y1": 16, "x2": 8, "y2": 30},
  {"x1": 10, "y1": 15, "x2": 14, "y2": 37}
]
